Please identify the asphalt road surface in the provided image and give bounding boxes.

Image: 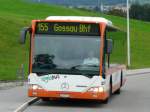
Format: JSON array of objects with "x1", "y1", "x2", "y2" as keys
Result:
[
  {"x1": 24, "y1": 73, "x2": 150, "y2": 112},
  {"x1": 0, "y1": 84, "x2": 31, "y2": 112}
]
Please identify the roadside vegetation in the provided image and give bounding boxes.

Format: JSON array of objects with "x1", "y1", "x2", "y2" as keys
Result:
[
  {"x1": 0, "y1": 0, "x2": 150, "y2": 80},
  {"x1": 107, "y1": 3, "x2": 150, "y2": 22}
]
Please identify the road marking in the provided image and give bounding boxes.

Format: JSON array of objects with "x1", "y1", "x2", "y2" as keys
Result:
[
  {"x1": 14, "y1": 98, "x2": 39, "y2": 112},
  {"x1": 127, "y1": 72, "x2": 150, "y2": 77}
]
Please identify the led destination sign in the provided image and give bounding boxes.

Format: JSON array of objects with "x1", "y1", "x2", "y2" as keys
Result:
[{"x1": 35, "y1": 22, "x2": 100, "y2": 36}]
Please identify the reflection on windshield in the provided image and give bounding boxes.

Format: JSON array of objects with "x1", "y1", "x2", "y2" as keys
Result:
[
  {"x1": 32, "y1": 35, "x2": 100, "y2": 75},
  {"x1": 33, "y1": 54, "x2": 56, "y2": 69}
]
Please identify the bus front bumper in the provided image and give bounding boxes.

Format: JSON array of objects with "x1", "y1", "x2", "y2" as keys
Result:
[{"x1": 28, "y1": 89, "x2": 109, "y2": 101}]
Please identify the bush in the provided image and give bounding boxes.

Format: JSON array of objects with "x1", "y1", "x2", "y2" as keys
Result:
[{"x1": 130, "y1": 3, "x2": 150, "y2": 21}]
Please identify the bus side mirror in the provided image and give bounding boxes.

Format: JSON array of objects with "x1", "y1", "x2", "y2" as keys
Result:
[
  {"x1": 20, "y1": 27, "x2": 31, "y2": 44},
  {"x1": 107, "y1": 39, "x2": 113, "y2": 54}
]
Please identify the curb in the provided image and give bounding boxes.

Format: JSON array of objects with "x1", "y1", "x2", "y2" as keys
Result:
[
  {"x1": 127, "y1": 68, "x2": 150, "y2": 76},
  {"x1": 13, "y1": 98, "x2": 39, "y2": 112},
  {"x1": 127, "y1": 72, "x2": 150, "y2": 76},
  {"x1": 0, "y1": 81, "x2": 26, "y2": 90}
]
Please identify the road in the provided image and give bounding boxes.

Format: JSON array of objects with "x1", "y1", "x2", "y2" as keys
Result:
[
  {"x1": 24, "y1": 73, "x2": 150, "y2": 112},
  {"x1": 0, "y1": 83, "x2": 31, "y2": 112}
]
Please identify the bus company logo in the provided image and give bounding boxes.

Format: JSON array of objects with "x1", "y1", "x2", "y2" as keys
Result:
[
  {"x1": 61, "y1": 82, "x2": 69, "y2": 90},
  {"x1": 41, "y1": 74, "x2": 60, "y2": 83}
]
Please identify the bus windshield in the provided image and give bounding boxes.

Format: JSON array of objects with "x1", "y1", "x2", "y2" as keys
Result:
[{"x1": 32, "y1": 35, "x2": 100, "y2": 75}]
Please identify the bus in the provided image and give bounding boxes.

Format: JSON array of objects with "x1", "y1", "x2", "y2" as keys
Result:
[{"x1": 20, "y1": 16, "x2": 126, "y2": 103}]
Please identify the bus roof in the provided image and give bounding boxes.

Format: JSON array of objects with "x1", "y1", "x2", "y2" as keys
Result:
[
  {"x1": 46, "y1": 16, "x2": 117, "y2": 31},
  {"x1": 46, "y1": 16, "x2": 111, "y2": 24}
]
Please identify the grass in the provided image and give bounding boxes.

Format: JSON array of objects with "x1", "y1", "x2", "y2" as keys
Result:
[{"x1": 0, "y1": 0, "x2": 150, "y2": 80}]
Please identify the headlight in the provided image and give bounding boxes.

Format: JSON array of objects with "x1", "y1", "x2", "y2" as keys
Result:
[
  {"x1": 93, "y1": 88, "x2": 99, "y2": 92},
  {"x1": 32, "y1": 85, "x2": 38, "y2": 90},
  {"x1": 88, "y1": 87, "x2": 104, "y2": 93},
  {"x1": 29, "y1": 84, "x2": 43, "y2": 90},
  {"x1": 98, "y1": 87, "x2": 104, "y2": 92}
]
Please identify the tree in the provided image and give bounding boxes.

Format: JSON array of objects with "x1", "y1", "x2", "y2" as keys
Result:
[{"x1": 130, "y1": 3, "x2": 150, "y2": 21}]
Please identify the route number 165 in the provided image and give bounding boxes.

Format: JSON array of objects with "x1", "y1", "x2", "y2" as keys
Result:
[{"x1": 38, "y1": 23, "x2": 49, "y2": 32}]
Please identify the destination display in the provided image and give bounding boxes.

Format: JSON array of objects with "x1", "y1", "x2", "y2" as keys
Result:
[{"x1": 35, "y1": 22, "x2": 100, "y2": 36}]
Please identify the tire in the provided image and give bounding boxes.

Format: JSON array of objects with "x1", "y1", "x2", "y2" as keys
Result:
[
  {"x1": 114, "y1": 88, "x2": 120, "y2": 94},
  {"x1": 109, "y1": 76, "x2": 112, "y2": 96},
  {"x1": 102, "y1": 98, "x2": 109, "y2": 104},
  {"x1": 120, "y1": 71, "x2": 123, "y2": 87}
]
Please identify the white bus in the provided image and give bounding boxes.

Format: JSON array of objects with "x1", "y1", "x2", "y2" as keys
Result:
[{"x1": 20, "y1": 16, "x2": 126, "y2": 103}]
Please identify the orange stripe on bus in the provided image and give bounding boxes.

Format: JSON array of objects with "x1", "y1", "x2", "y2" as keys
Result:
[
  {"x1": 28, "y1": 89, "x2": 109, "y2": 101},
  {"x1": 99, "y1": 23, "x2": 106, "y2": 77},
  {"x1": 29, "y1": 20, "x2": 36, "y2": 73}
]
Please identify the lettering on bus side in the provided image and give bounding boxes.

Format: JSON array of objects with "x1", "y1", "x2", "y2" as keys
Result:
[{"x1": 41, "y1": 74, "x2": 60, "y2": 83}]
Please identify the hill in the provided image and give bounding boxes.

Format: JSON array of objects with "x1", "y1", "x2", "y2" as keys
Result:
[
  {"x1": 0, "y1": 0, "x2": 150, "y2": 80},
  {"x1": 32, "y1": 0, "x2": 126, "y2": 6},
  {"x1": 132, "y1": 0, "x2": 150, "y2": 4},
  {"x1": 32, "y1": 0, "x2": 150, "y2": 6}
]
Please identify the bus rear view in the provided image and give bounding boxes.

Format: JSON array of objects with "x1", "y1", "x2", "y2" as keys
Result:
[{"x1": 20, "y1": 16, "x2": 126, "y2": 103}]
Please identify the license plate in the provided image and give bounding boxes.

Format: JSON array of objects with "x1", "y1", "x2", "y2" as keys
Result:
[{"x1": 60, "y1": 94, "x2": 70, "y2": 98}]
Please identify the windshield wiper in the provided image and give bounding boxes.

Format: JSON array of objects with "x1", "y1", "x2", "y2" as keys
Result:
[
  {"x1": 70, "y1": 65, "x2": 83, "y2": 70},
  {"x1": 70, "y1": 64, "x2": 99, "y2": 70}
]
